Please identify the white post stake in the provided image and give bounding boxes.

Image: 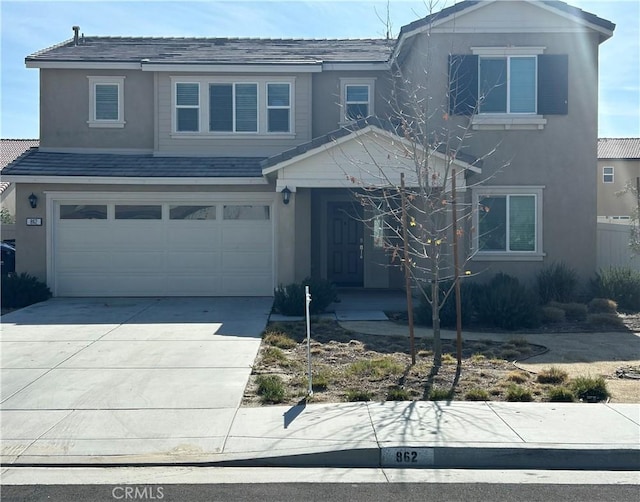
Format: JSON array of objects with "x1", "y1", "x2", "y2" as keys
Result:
[{"x1": 305, "y1": 285, "x2": 313, "y2": 397}]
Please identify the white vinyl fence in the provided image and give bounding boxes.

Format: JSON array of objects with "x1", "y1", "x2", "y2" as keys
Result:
[{"x1": 597, "y1": 222, "x2": 640, "y2": 271}]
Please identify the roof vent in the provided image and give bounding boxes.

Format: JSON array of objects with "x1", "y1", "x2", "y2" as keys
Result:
[{"x1": 72, "y1": 25, "x2": 80, "y2": 46}]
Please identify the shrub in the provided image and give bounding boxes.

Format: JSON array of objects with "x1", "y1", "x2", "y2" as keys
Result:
[
  {"x1": 587, "y1": 298, "x2": 618, "y2": 314},
  {"x1": 587, "y1": 313, "x2": 624, "y2": 329},
  {"x1": 548, "y1": 387, "x2": 575, "y2": 402},
  {"x1": 261, "y1": 346, "x2": 288, "y2": 365},
  {"x1": 548, "y1": 302, "x2": 588, "y2": 322},
  {"x1": 263, "y1": 331, "x2": 297, "y2": 349},
  {"x1": 345, "y1": 389, "x2": 372, "y2": 402},
  {"x1": 273, "y1": 277, "x2": 338, "y2": 316},
  {"x1": 414, "y1": 280, "x2": 478, "y2": 328},
  {"x1": 590, "y1": 268, "x2": 640, "y2": 313},
  {"x1": 475, "y1": 273, "x2": 541, "y2": 330},
  {"x1": 347, "y1": 357, "x2": 403, "y2": 378},
  {"x1": 255, "y1": 375, "x2": 285, "y2": 403},
  {"x1": 1, "y1": 273, "x2": 51, "y2": 309},
  {"x1": 541, "y1": 306, "x2": 565, "y2": 324},
  {"x1": 536, "y1": 262, "x2": 578, "y2": 304},
  {"x1": 441, "y1": 353, "x2": 457, "y2": 365},
  {"x1": 571, "y1": 376, "x2": 610, "y2": 402},
  {"x1": 429, "y1": 387, "x2": 453, "y2": 401},
  {"x1": 506, "y1": 371, "x2": 529, "y2": 383},
  {"x1": 505, "y1": 384, "x2": 533, "y2": 402},
  {"x1": 386, "y1": 387, "x2": 411, "y2": 401},
  {"x1": 536, "y1": 366, "x2": 569, "y2": 384},
  {"x1": 464, "y1": 388, "x2": 490, "y2": 401}
]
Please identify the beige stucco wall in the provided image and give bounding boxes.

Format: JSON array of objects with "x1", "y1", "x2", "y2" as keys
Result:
[
  {"x1": 597, "y1": 159, "x2": 640, "y2": 218},
  {"x1": 39, "y1": 69, "x2": 154, "y2": 150}
]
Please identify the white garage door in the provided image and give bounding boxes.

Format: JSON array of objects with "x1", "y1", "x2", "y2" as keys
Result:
[{"x1": 53, "y1": 198, "x2": 274, "y2": 296}]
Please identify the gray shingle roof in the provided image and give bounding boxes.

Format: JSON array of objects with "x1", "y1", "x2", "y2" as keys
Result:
[
  {"x1": 27, "y1": 37, "x2": 393, "y2": 64},
  {"x1": 598, "y1": 138, "x2": 640, "y2": 160},
  {"x1": 3, "y1": 151, "x2": 265, "y2": 178},
  {"x1": 1, "y1": 139, "x2": 39, "y2": 193}
]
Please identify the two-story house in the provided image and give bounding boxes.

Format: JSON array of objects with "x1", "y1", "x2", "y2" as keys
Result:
[
  {"x1": 597, "y1": 138, "x2": 640, "y2": 222},
  {"x1": 3, "y1": 0, "x2": 614, "y2": 297}
]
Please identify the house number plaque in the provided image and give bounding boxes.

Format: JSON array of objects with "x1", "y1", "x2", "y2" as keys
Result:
[{"x1": 26, "y1": 218, "x2": 42, "y2": 226}]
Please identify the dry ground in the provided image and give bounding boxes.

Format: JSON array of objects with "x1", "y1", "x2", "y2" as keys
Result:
[{"x1": 242, "y1": 318, "x2": 639, "y2": 406}]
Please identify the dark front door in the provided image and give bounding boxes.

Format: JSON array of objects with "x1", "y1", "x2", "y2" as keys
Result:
[{"x1": 327, "y1": 202, "x2": 364, "y2": 286}]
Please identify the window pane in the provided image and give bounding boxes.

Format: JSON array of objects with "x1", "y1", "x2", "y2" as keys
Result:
[
  {"x1": 268, "y1": 109, "x2": 290, "y2": 132},
  {"x1": 60, "y1": 205, "x2": 107, "y2": 220},
  {"x1": 95, "y1": 84, "x2": 118, "y2": 120},
  {"x1": 210, "y1": 84, "x2": 233, "y2": 131},
  {"x1": 510, "y1": 57, "x2": 536, "y2": 113},
  {"x1": 177, "y1": 108, "x2": 199, "y2": 132},
  {"x1": 176, "y1": 83, "x2": 199, "y2": 106},
  {"x1": 115, "y1": 205, "x2": 161, "y2": 220},
  {"x1": 346, "y1": 85, "x2": 369, "y2": 102},
  {"x1": 223, "y1": 205, "x2": 270, "y2": 220},
  {"x1": 346, "y1": 103, "x2": 368, "y2": 120},
  {"x1": 479, "y1": 58, "x2": 507, "y2": 113},
  {"x1": 170, "y1": 205, "x2": 216, "y2": 220},
  {"x1": 478, "y1": 196, "x2": 506, "y2": 251},
  {"x1": 235, "y1": 84, "x2": 258, "y2": 132},
  {"x1": 268, "y1": 83, "x2": 290, "y2": 106},
  {"x1": 509, "y1": 196, "x2": 535, "y2": 251}
]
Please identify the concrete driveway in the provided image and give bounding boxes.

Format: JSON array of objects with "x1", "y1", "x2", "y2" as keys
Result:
[{"x1": 0, "y1": 297, "x2": 272, "y2": 463}]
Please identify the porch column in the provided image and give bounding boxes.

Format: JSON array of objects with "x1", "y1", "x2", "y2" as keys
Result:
[{"x1": 277, "y1": 191, "x2": 296, "y2": 286}]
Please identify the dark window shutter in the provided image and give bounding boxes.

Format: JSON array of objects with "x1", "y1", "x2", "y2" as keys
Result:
[
  {"x1": 538, "y1": 54, "x2": 568, "y2": 115},
  {"x1": 449, "y1": 54, "x2": 478, "y2": 116}
]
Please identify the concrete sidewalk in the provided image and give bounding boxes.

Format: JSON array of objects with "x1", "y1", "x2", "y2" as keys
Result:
[{"x1": 2, "y1": 401, "x2": 638, "y2": 470}]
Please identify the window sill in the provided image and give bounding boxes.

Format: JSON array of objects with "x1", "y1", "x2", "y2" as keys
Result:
[
  {"x1": 472, "y1": 115, "x2": 547, "y2": 131},
  {"x1": 170, "y1": 132, "x2": 296, "y2": 139},
  {"x1": 87, "y1": 120, "x2": 126, "y2": 128},
  {"x1": 472, "y1": 252, "x2": 545, "y2": 262}
]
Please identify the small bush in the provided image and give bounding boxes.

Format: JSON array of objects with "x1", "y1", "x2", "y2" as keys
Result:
[
  {"x1": 548, "y1": 387, "x2": 575, "y2": 402},
  {"x1": 429, "y1": 387, "x2": 454, "y2": 401},
  {"x1": 464, "y1": 388, "x2": 490, "y2": 401},
  {"x1": 590, "y1": 268, "x2": 640, "y2": 313},
  {"x1": 346, "y1": 357, "x2": 403, "y2": 378},
  {"x1": 263, "y1": 331, "x2": 297, "y2": 349},
  {"x1": 345, "y1": 389, "x2": 372, "y2": 402},
  {"x1": 1, "y1": 273, "x2": 51, "y2": 309},
  {"x1": 587, "y1": 313, "x2": 624, "y2": 329},
  {"x1": 560, "y1": 302, "x2": 588, "y2": 322},
  {"x1": 541, "y1": 306, "x2": 565, "y2": 323},
  {"x1": 255, "y1": 375, "x2": 285, "y2": 403},
  {"x1": 441, "y1": 353, "x2": 457, "y2": 365},
  {"x1": 537, "y1": 366, "x2": 569, "y2": 384},
  {"x1": 273, "y1": 277, "x2": 338, "y2": 316},
  {"x1": 571, "y1": 376, "x2": 610, "y2": 402},
  {"x1": 588, "y1": 298, "x2": 618, "y2": 314},
  {"x1": 475, "y1": 273, "x2": 541, "y2": 330},
  {"x1": 470, "y1": 353, "x2": 486, "y2": 362},
  {"x1": 386, "y1": 387, "x2": 411, "y2": 401},
  {"x1": 505, "y1": 384, "x2": 533, "y2": 402},
  {"x1": 506, "y1": 371, "x2": 529, "y2": 383},
  {"x1": 261, "y1": 346, "x2": 288, "y2": 365},
  {"x1": 414, "y1": 280, "x2": 479, "y2": 328},
  {"x1": 536, "y1": 262, "x2": 578, "y2": 304}
]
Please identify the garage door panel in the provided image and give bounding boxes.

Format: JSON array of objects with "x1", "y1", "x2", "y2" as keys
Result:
[
  {"x1": 109, "y1": 252, "x2": 165, "y2": 271},
  {"x1": 165, "y1": 251, "x2": 220, "y2": 271},
  {"x1": 222, "y1": 251, "x2": 272, "y2": 270},
  {"x1": 221, "y1": 226, "x2": 272, "y2": 247},
  {"x1": 166, "y1": 275, "x2": 221, "y2": 295},
  {"x1": 56, "y1": 251, "x2": 113, "y2": 272}
]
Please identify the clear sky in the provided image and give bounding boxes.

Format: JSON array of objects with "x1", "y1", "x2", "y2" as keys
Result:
[{"x1": 1, "y1": 0, "x2": 638, "y2": 139}]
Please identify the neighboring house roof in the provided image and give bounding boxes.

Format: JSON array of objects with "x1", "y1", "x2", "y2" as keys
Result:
[
  {"x1": 399, "y1": 0, "x2": 615, "y2": 38},
  {"x1": 27, "y1": 37, "x2": 393, "y2": 65},
  {"x1": 598, "y1": 138, "x2": 640, "y2": 160},
  {"x1": 261, "y1": 117, "x2": 482, "y2": 173},
  {"x1": 2, "y1": 151, "x2": 265, "y2": 178},
  {"x1": 1, "y1": 139, "x2": 39, "y2": 194}
]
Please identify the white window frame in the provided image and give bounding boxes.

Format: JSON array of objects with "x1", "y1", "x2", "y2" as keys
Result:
[
  {"x1": 470, "y1": 47, "x2": 546, "y2": 131},
  {"x1": 266, "y1": 82, "x2": 291, "y2": 133},
  {"x1": 340, "y1": 78, "x2": 375, "y2": 124},
  {"x1": 174, "y1": 82, "x2": 201, "y2": 133},
  {"x1": 170, "y1": 76, "x2": 295, "y2": 137},
  {"x1": 87, "y1": 76, "x2": 125, "y2": 128},
  {"x1": 602, "y1": 166, "x2": 614, "y2": 184},
  {"x1": 472, "y1": 186, "x2": 544, "y2": 261}
]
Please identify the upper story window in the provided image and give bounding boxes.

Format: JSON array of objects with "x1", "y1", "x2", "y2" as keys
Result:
[
  {"x1": 176, "y1": 83, "x2": 200, "y2": 132},
  {"x1": 449, "y1": 48, "x2": 567, "y2": 130},
  {"x1": 87, "y1": 76, "x2": 125, "y2": 128},
  {"x1": 602, "y1": 166, "x2": 614, "y2": 183},
  {"x1": 340, "y1": 78, "x2": 375, "y2": 123},
  {"x1": 172, "y1": 77, "x2": 294, "y2": 136}
]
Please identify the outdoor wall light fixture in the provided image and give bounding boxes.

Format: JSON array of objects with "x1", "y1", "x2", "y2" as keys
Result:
[
  {"x1": 28, "y1": 193, "x2": 38, "y2": 209},
  {"x1": 281, "y1": 186, "x2": 291, "y2": 205}
]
